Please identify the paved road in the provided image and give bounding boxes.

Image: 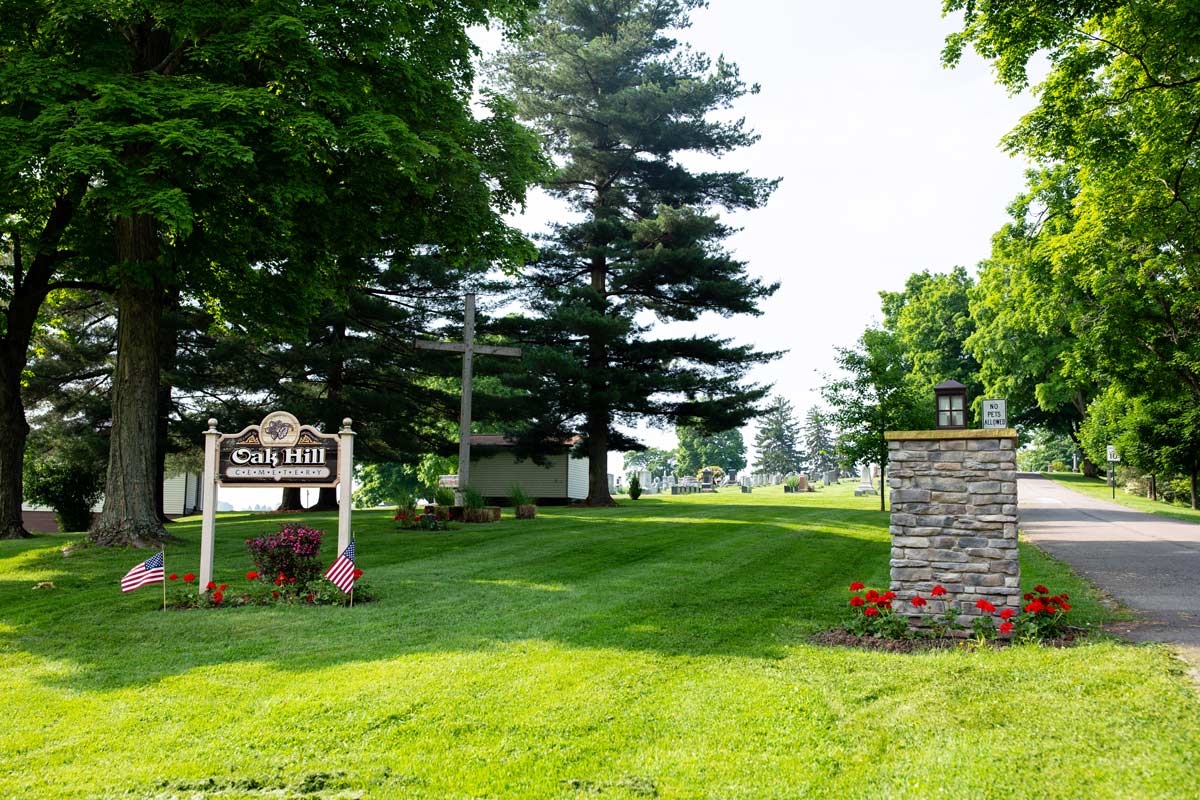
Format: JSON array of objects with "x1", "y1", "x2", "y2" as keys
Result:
[{"x1": 1019, "y1": 474, "x2": 1200, "y2": 654}]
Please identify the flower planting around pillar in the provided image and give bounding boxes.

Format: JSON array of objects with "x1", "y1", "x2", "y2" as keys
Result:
[{"x1": 885, "y1": 429, "x2": 1019, "y2": 629}]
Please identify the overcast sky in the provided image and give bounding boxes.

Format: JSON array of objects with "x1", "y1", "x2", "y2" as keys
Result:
[{"x1": 480, "y1": 0, "x2": 1040, "y2": 476}]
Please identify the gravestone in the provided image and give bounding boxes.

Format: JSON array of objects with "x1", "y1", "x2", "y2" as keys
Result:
[
  {"x1": 608, "y1": 473, "x2": 616, "y2": 494},
  {"x1": 797, "y1": 473, "x2": 810, "y2": 492},
  {"x1": 886, "y1": 428, "x2": 1019, "y2": 627},
  {"x1": 853, "y1": 465, "x2": 875, "y2": 496},
  {"x1": 823, "y1": 470, "x2": 838, "y2": 486}
]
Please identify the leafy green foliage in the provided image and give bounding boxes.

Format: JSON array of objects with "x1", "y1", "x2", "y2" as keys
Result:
[
  {"x1": 822, "y1": 328, "x2": 927, "y2": 509},
  {"x1": 623, "y1": 447, "x2": 678, "y2": 478},
  {"x1": 676, "y1": 426, "x2": 746, "y2": 477},
  {"x1": 627, "y1": 473, "x2": 643, "y2": 500}
]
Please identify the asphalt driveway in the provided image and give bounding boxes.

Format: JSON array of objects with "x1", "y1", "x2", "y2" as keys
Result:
[{"x1": 1019, "y1": 473, "x2": 1200, "y2": 654}]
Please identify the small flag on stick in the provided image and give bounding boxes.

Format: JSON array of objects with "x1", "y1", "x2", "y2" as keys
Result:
[
  {"x1": 121, "y1": 552, "x2": 165, "y2": 593},
  {"x1": 324, "y1": 540, "x2": 358, "y2": 594}
]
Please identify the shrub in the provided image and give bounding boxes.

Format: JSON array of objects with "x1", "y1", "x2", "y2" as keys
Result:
[
  {"x1": 23, "y1": 453, "x2": 104, "y2": 532},
  {"x1": 245, "y1": 524, "x2": 324, "y2": 584},
  {"x1": 784, "y1": 474, "x2": 801, "y2": 490},
  {"x1": 462, "y1": 487, "x2": 485, "y2": 509},
  {"x1": 510, "y1": 484, "x2": 533, "y2": 507},
  {"x1": 628, "y1": 474, "x2": 642, "y2": 500},
  {"x1": 434, "y1": 486, "x2": 456, "y2": 507}
]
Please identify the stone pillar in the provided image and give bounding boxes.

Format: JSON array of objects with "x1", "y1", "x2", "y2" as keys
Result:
[{"x1": 886, "y1": 428, "x2": 1019, "y2": 624}]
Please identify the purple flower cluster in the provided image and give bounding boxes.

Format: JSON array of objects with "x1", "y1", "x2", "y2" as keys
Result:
[{"x1": 246, "y1": 523, "x2": 324, "y2": 584}]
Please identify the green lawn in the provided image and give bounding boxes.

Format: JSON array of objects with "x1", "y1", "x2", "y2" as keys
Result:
[
  {"x1": 1046, "y1": 472, "x2": 1200, "y2": 525},
  {"x1": 2, "y1": 484, "x2": 1198, "y2": 799}
]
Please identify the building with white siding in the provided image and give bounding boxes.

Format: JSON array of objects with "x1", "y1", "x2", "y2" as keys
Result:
[
  {"x1": 466, "y1": 435, "x2": 589, "y2": 504},
  {"x1": 21, "y1": 473, "x2": 203, "y2": 532}
]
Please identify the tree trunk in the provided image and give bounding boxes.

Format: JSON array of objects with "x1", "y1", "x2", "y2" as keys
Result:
[
  {"x1": 90, "y1": 216, "x2": 168, "y2": 547},
  {"x1": 583, "y1": 233, "x2": 614, "y2": 506},
  {"x1": 0, "y1": 367, "x2": 32, "y2": 539},
  {"x1": 277, "y1": 487, "x2": 305, "y2": 511},
  {"x1": 308, "y1": 318, "x2": 345, "y2": 512},
  {"x1": 1149, "y1": 473, "x2": 1157, "y2": 502},
  {"x1": 154, "y1": 287, "x2": 181, "y2": 524},
  {"x1": 1081, "y1": 458, "x2": 1098, "y2": 478},
  {"x1": 1192, "y1": 469, "x2": 1198, "y2": 511},
  {"x1": 879, "y1": 463, "x2": 886, "y2": 512}
]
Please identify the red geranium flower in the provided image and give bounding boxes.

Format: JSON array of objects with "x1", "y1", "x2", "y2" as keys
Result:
[
  {"x1": 999, "y1": 621, "x2": 1013, "y2": 635},
  {"x1": 271, "y1": 590, "x2": 280, "y2": 599},
  {"x1": 1025, "y1": 600, "x2": 1045, "y2": 614},
  {"x1": 864, "y1": 607, "x2": 879, "y2": 617},
  {"x1": 306, "y1": 593, "x2": 315, "y2": 603},
  {"x1": 246, "y1": 571, "x2": 259, "y2": 581},
  {"x1": 183, "y1": 572, "x2": 195, "y2": 583},
  {"x1": 288, "y1": 577, "x2": 296, "y2": 584},
  {"x1": 999, "y1": 608, "x2": 1016, "y2": 620},
  {"x1": 850, "y1": 596, "x2": 865, "y2": 607},
  {"x1": 1034, "y1": 585, "x2": 1049, "y2": 594},
  {"x1": 865, "y1": 589, "x2": 881, "y2": 602},
  {"x1": 881, "y1": 591, "x2": 896, "y2": 602},
  {"x1": 353, "y1": 569, "x2": 364, "y2": 579},
  {"x1": 849, "y1": 582, "x2": 865, "y2": 592},
  {"x1": 1059, "y1": 602, "x2": 1071, "y2": 611},
  {"x1": 1060, "y1": 593, "x2": 1069, "y2": 600},
  {"x1": 168, "y1": 573, "x2": 178, "y2": 581},
  {"x1": 911, "y1": 596, "x2": 927, "y2": 607},
  {"x1": 218, "y1": 584, "x2": 228, "y2": 592},
  {"x1": 975, "y1": 599, "x2": 996, "y2": 613},
  {"x1": 206, "y1": 581, "x2": 216, "y2": 591},
  {"x1": 1023, "y1": 593, "x2": 1034, "y2": 601},
  {"x1": 931, "y1": 585, "x2": 947, "y2": 597},
  {"x1": 275, "y1": 572, "x2": 286, "y2": 586},
  {"x1": 212, "y1": 591, "x2": 224, "y2": 604}
]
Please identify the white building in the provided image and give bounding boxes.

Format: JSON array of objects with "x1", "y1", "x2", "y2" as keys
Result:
[{"x1": 22, "y1": 472, "x2": 203, "y2": 532}]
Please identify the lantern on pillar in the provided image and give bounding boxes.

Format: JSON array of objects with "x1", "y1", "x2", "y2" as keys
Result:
[{"x1": 934, "y1": 379, "x2": 967, "y2": 430}]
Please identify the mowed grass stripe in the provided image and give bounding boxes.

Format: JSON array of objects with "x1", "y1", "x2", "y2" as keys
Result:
[{"x1": 1, "y1": 484, "x2": 1198, "y2": 798}]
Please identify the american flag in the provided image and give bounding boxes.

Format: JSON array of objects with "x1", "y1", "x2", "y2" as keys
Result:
[
  {"x1": 324, "y1": 540, "x2": 357, "y2": 593},
  {"x1": 121, "y1": 551, "x2": 165, "y2": 593}
]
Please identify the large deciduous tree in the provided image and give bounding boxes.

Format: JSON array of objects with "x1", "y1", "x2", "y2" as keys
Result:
[
  {"x1": 493, "y1": 0, "x2": 779, "y2": 505},
  {"x1": 1, "y1": 0, "x2": 539, "y2": 543},
  {"x1": 946, "y1": 1, "x2": 1200, "y2": 481},
  {"x1": 822, "y1": 329, "x2": 926, "y2": 511},
  {"x1": 676, "y1": 426, "x2": 747, "y2": 477}
]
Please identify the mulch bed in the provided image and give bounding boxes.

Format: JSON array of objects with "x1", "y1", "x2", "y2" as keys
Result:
[{"x1": 810, "y1": 628, "x2": 1085, "y2": 652}]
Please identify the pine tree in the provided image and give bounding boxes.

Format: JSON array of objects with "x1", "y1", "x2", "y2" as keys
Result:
[
  {"x1": 753, "y1": 397, "x2": 801, "y2": 476},
  {"x1": 801, "y1": 407, "x2": 838, "y2": 477},
  {"x1": 494, "y1": 0, "x2": 779, "y2": 505}
]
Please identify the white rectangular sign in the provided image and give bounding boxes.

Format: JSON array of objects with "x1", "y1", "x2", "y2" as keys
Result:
[
  {"x1": 1107, "y1": 445, "x2": 1120, "y2": 462},
  {"x1": 981, "y1": 398, "x2": 1007, "y2": 429}
]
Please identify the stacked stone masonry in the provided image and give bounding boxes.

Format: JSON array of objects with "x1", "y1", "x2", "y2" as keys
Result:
[{"x1": 886, "y1": 431, "x2": 1019, "y2": 624}]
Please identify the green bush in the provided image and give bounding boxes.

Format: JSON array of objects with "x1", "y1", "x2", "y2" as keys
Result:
[
  {"x1": 435, "y1": 486, "x2": 456, "y2": 507},
  {"x1": 23, "y1": 454, "x2": 104, "y2": 532},
  {"x1": 628, "y1": 474, "x2": 642, "y2": 500}
]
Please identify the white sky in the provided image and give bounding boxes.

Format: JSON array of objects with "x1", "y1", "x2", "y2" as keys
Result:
[
  {"x1": 227, "y1": 0, "x2": 1037, "y2": 507},
  {"x1": 480, "y1": 0, "x2": 1040, "y2": 476}
]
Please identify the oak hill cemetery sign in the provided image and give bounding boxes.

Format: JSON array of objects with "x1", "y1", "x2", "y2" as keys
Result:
[{"x1": 197, "y1": 412, "x2": 356, "y2": 592}]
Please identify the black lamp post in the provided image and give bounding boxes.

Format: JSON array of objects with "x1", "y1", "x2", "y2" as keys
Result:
[{"x1": 934, "y1": 379, "x2": 967, "y2": 430}]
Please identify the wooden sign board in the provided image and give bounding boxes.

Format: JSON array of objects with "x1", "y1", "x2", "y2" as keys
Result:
[{"x1": 218, "y1": 412, "x2": 340, "y2": 487}]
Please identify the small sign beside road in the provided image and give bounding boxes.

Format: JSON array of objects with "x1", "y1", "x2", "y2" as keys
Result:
[
  {"x1": 982, "y1": 398, "x2": 1007, "y2": 429},
  {"x1": 1107, "y1": 445, "x2": 1120, "y2": 463}
]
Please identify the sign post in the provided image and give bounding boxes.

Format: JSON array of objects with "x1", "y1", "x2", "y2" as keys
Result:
[
  {"x1": 1107, "y1": 444, "x2": 1120, "y2": 499},
  {"x1": 198, "y1": 413, "x2": 353, "y2": 594}
]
